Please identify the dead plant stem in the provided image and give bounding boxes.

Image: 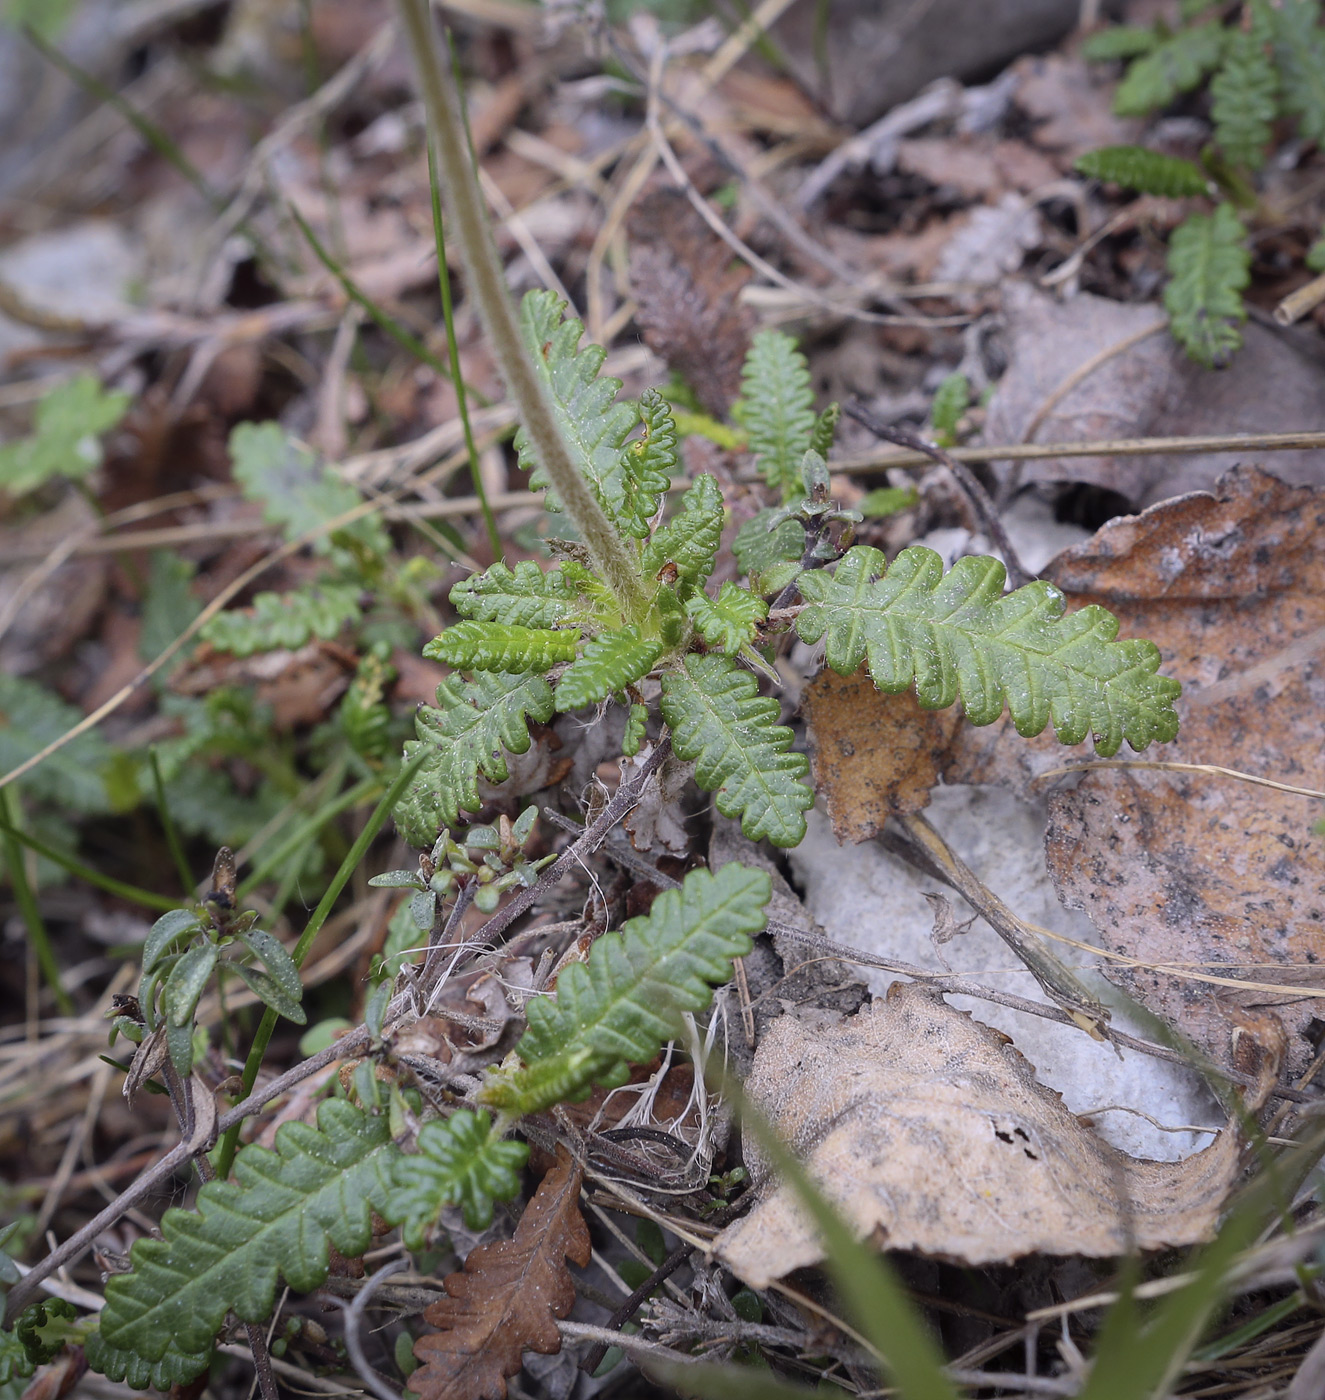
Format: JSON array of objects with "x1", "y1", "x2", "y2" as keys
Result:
[{"x1": 396, "y1": 0, "x2": 648, "y2": 619}]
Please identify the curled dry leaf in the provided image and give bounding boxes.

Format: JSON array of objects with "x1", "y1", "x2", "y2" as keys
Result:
[
  {"x1": 717, "y1": 982, "x2": 1260, "y2": 1288},
  {"x1": 411, "y1": 1145, "x2": 590, "y2": 1400},
  {"x1": 803, "y1": 668, "x2": 961, "y2": 838},
  {"x1": 1043, "y1": 466, "x2": 1325, "y2": 1073}
]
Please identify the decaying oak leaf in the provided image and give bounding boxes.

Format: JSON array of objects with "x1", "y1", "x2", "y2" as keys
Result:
[
  {"x1": 803, "y1": 668, "x2": 961, "y2": 839},
  {"x1": 717, "y1": 983, "x2": 1246, "y2": 1288},
  {"x1": 1041, "y1": 466, "x2": 1325, "y2": 1074},
  {"x1": 627, "y1": 189, "x2": 752, "y2": 417},
  {"x1": 411, "y1": 1146, "x2": 590, "y2": 1400}
]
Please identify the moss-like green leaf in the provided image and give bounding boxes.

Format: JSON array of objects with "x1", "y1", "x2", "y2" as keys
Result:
[
  {"x1": 660, "y1": 654, "x2": 813, "y2": 848},
  {"x1": 796, "y1": 545, "x2": 1181, "y2": 756},
  {"x1": 554, "y1": 627, "x2": 663, "y2": 712},
  {"x1": 641, "y1": 472, "x2": 725, "y2": 588},
  {"x1": 1074, "y1": 146, "x2": 1209, "y2": 197},
  {"x1": 480, "y1": 865, "x2": 770, "y2": 1114},
  {"x1": 423, "y1": 621, "x2": 580, "y2": 673},
  {"x1": 0, "y1": 374, "x2": 130, "y2": 497},
  {"x1": 83, "y1": 1332, "x2": 212, "y2": 1390},
  {"x1": 396, "y1": 672, "x2": 556, "y2": 845},
  {"x1": 97, "y1": 1101, "x2": 396, "y2": 1366},
  {"x1": 1266, "y1": 0, "x2": 1325, "y2": 145},
  {"x1": 1210, "y1": 29, "x2": 1278, "y2": 168},
  {"x1": 685, "y1": 583, "x2": 768, "y2": 655},
  {"x1": 514, "y1": 290, "x2": 645, "y2": 536},
  {"x1": 1113, "y1": 22, "x2": 1225, "y2": 116},
  {"x1": 200, "y1": 582, "x2": 362, "y2": 657},
  {"x1": 740, "y1": 330, "x2": 816, "y2": 497},
  {"x1": 1163, "y1": 205, "x2": 1249, "y2": 368},
  {"x1": 383, "y1": 1110, "x2": 528, "y2": 1241},
  {"x1": 450, "y1": 561, "x2": 584, "y2": 628}
]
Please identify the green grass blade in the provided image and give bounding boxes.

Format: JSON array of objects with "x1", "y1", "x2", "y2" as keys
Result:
[
  {"x1": 0, "y1": 787, "x2": 73, "y2": 1015},
  {"x1": 212, "y1": 752, "x2": 426, "y2": 1178},
  {"x1": 727, "y1": 1077, "x2": 959, "y2": 1400},
  {"x1": 0, "y1": 809, "x2": 179, "y2": 912},
  {"x1": 149, "y1": 746, "x2": 194, "y2": 897}
]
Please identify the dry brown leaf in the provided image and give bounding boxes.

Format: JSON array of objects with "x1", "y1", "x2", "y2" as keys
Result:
[
  {"x1": 1041, "y1": 466, "x2": 1325, "y2": 1072},
  {"x1": 717, "y1": 983, "x2": 1247, "y2": 1288},
  {"x1": 803, "y1": 668, "x2": 960, "y2": 839},
  {"x1": 983, "y1": 283, "x2": 1325, "y2": 509},
  {"x1": 411, "y1": 1146, "x2": 590, "y2": 1400},
  {"x1": 627, "y1": 189, "x2": 752, "y2": 417},
  {"x1": 1011, "y1": 53, "x2": 1140, "y2": 158}
]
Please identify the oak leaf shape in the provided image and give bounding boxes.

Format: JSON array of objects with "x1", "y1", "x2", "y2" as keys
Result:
[{"x1": 411, "y1": 1146, "x2": 590, "y2": 1400}]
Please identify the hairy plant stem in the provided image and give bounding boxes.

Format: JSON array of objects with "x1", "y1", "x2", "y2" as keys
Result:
[{"x1": 395, "y1": 0, "x2": 649, "y2": 620}]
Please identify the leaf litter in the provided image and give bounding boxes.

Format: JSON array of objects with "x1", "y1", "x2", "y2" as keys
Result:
[{"x1": 5, "y1": 1, "x2": 1325, "y2": 1396}]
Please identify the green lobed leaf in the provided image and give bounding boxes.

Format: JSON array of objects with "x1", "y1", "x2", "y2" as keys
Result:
[
  {"x1": 740, "y1": 330, "x2": 817, "y2": 498},
  {"x1": 16, "y1": 1298, "x2": 75, "y2": 1366},
  {"x1": 0, "y1": 374, "x2": 130, "y2": 497},
  {"x1": 620, "y1": 388, "x2": 678, "y2": 533},
  {"x1": 685, "y1": 583, "x2": 768, "y2": 655},
  {"x1": 808, "y1": 402, "x2": 841, "y2": 458},
  {"x1": 622, "y1": 701, "x2": 648, "y2": 757},
  {"x1": 228, "y1": 422, "x2": 388, "y2": 557},
  {"x1": 383, "y1": 1110, "x2": 528, "y2": 1241},
  {"x1": 450, "y1": 560, "x2": 584, "y2": 629},
  {"x1": 1210, "y1": 29, "x2": 1278, "y2": 168},
  {"x1": 641, "y1": 472, "x2": 725, "y2": 588},
  {"x1": 0, "y1": 674, "x2": 117, "y2": 815},
  {"x1": 97, "y1": 1100, "x2": 396, "y2": 1364},
  {"x1": 1081, "y1": 24, "x2": 1162, "y2": 61},
  {"x1": 423, "y1": 621, "x2": 580, "y2": 673},
  {"x1": 732, "y1": 506, "x2": 805, "y2": 587},
  {"x1": 395, "y1": 671, "x2": 556, "y2": 845},
  {"x1": 660, "y1": 654, "x2": 813, "y2": 848},
  {"x1": 796, "y1": 545, "x2": 1181, "y2": 756},
  {"x1": 1164, "y1": 205, "x2": 1250, "y2": 368},
  {"x1": 1113, "y1": 22, "x2": 1225, "y2": 116},
  {"x1": 139, "y1": 552, "x2": 200, "y2": 664},
  {"x1": 1265, "y1": 0, "x2": 1325, "y2": 145},
  {"x1": 480, "y1": 865, "x2": 770, "y2": 1114},
  {"x1": 83, "y1": 1331, "x2": 213, "y2": 1391},
  {"x1": 1074, "y1": 145, "x2": 1209, "y2": 197},
  {"x1": 554, "y1": 627, "x2": 663, "y2": 712},
  {"x1": 200, "y1": 582, "x2": 362, "y2": 657},
  {"x1": 514, "y1": 290, "x2": 644, "y2": 536}
]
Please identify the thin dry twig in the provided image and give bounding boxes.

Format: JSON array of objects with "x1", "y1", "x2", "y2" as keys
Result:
[{"x1": 845, "y1": 400, "x2": 1034, "y2": 588}]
